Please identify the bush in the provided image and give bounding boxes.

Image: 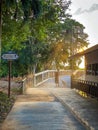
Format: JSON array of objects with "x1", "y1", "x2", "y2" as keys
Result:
[
  {"x1": 0, "y1": 92, "x2": 14, "y2": 123},
  {"x1": 11, "y1": 87, "x2": 22, "y2": 95}
]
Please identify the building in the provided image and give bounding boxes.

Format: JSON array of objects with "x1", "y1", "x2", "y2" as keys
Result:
[
  {"x1": 71, "y1": 44, "x2": 98, "y2": 97},
  {"x1": 72, "y1": 44, "x2": 98, "y2": 82}
]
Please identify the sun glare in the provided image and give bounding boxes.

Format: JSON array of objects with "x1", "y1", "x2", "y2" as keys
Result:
[{"x1": 79, "y1": 56, "x2": 85, "y2": 69}]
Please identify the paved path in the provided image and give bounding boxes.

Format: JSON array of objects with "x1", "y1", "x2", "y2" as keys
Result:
[
  {"x1": 2, "y1": 88, "x2": 86, "y2": 130},
  {"x1": 2, "y1": 78, "x2": 98, "y2": 130},
  {"x1": 49, "y1": 88, "x2": 98, "y2": 130}
]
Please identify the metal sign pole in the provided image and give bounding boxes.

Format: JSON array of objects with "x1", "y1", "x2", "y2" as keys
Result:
[
  {"x1": 8, "y1": 60, "x2": 11, "y2": 98},
  {"x1": 2, "y1": 51, "x2": 18, "y2": 98}
]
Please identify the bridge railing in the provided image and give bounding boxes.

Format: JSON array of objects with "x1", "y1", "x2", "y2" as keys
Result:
[
  {"x1": 34, "y1": 70, "x2": 73, "y2": 86},
  {"x1": 22, "y1": 76, "x2": 34, "y2": 94},
  {"x1": 22, "y1": 69, "x2": 71, "y2": 94},
  {"x1": 71, "y1": 78, "x2": 98, "y2": 98},
  {"x1": 33, "y1": 70, "x2": 56, "y2": 86},
  {"x1": 22, "y1": 70, "x2": 56, "y2": 94}
]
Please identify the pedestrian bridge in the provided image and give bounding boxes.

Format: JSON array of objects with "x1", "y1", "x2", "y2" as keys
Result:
[
  {"x1": 22, "y1": 69, "x2": 98, "y2": 99},
  {"x1": 22, "y1": 70, "x2": 72, "y2": 94}
]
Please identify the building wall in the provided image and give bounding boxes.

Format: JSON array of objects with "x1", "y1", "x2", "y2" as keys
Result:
[
  {"x1": 85, "y1": 50, "x2": 98, "y2": 64},
  {"x1": 85, "y1": 49, "x2": 98, "y2": 76}
]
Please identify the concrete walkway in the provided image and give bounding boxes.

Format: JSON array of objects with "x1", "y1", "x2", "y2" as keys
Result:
[
  {"x1": 2, "y1": 88, "x2": 86, "y2": 130},
  {"x1": 49, "y1": 88, "x2": 98, "y2": 130},
  {"x1": 2, "y1": 79, "x2": 98, "y2": 130}
]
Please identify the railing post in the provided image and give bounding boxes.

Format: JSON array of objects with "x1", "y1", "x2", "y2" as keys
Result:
[
  {"x1": 33, "y1": 74, "x2": 36, "y2": 87},
  {"x1": 22, "y1": 78, "x2": 27, "y2": 94},
  {"x1": 42, "y1": 72, "x2": 44, "y2": 81}
]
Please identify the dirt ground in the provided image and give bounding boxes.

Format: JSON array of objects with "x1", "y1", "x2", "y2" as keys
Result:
[{"x1": 0, "y1": 78, "x2": 23, "y2": 94}]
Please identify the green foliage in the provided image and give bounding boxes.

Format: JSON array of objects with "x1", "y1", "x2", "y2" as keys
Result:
[
  {"x1": 0, "y1": 61, "x2": 8, "y2": 77},
  {"x1": 2, "y1": 19, "x2": 31, "y2": 51},
  {"x1": 2, "y1": 0, "x2": 42, "y2": 20},
  {"x1": 0, "y1": 0, "x2": 89, "y2": 76},
  {"x1": 0, "y1": 91, "x2": 14, "y2": 123},
  {"x1": 0, "y1": 91, "x2": 9, "y2": 101},
  {"x1": 0, "y1": 91, "x2": 13, "y2": 111}
]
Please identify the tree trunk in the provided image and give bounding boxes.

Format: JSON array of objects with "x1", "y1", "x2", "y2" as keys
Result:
[{"x1": 0, "y1": 0, "x2": 2, "y2": 62}]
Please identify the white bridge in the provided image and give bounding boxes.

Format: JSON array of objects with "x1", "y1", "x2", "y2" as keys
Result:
[{"x1": 22, "y1": 70, "x2": 72, "y2": 94}]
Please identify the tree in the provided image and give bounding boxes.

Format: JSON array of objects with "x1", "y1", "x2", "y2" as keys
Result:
[
  {"x1": 62, "y1": 18, "x2": 89, "y2": 69},
  {"x1": 0, "y1": 0, "x2": 89, "y2": 77},
  {"x1": 43, "y1": 18, "x2": 89, "y2": 70},
  {"x1": 0, "y1": 0, "x2": 2, "y2": 61},
  {"x1": 0, "y1": 0, "x2": 42, "y2": 60}
]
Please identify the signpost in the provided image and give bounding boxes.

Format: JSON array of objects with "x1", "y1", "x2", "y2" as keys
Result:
[
  {"x1": 2, "y1": 51, "x2": 18, "y2": 98},
  {"x1": 2, "y1": 53, "x2": 18, "y2": 60}
]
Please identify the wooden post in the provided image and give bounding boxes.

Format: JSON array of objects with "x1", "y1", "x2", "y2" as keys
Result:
[
  {"x1": 8, "y1": 61, "x2": 11, "y2": 98},
  {"x1": 55, "y1": 71, "x2": 59, "y2": 87}
]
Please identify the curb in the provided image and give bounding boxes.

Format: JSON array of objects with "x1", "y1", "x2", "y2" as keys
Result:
[{"x1": 52, "y1": 92, "x2": 94, "y2": 130}]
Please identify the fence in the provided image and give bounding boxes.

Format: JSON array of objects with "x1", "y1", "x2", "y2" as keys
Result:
[{"x1": 71, "y1": 78, "x2": 98, "y2": 98}]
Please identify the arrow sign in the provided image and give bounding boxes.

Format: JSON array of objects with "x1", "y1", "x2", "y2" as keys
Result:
[{"x1": 2, "y1": 53, "x2": 18, "y2": 60}]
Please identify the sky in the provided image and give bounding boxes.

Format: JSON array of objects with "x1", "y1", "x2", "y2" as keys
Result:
[{"x1": 69, "y1": 0, "x2": 98, "y2": 47}]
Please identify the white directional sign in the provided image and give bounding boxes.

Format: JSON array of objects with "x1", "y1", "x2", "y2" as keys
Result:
[{"x1": 2, "y1": 53, "x2": 18, "y2": 60}]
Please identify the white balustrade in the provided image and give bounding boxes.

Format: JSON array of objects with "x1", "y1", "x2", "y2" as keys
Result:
[
  {"x1": 22, "y1": 70, "x2": 71, "y2": 93},
  {"x1": 33, "y1": 70, "x2": 56, "y2": 87}
]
